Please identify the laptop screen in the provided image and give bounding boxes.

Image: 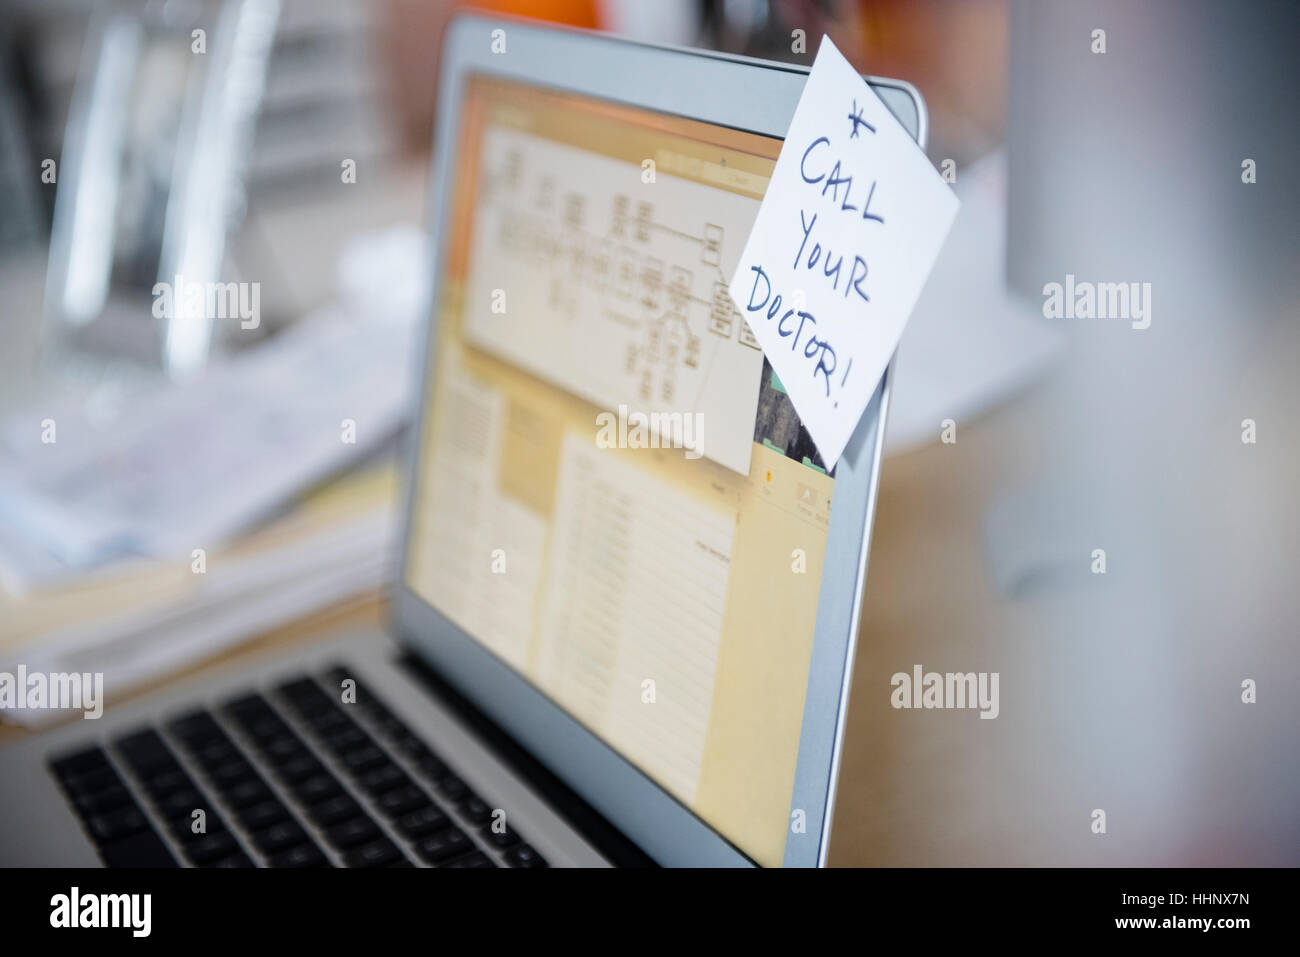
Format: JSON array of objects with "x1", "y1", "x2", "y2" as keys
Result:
[{"x1": 406, "y1": 75, "x2": 835, "y2": 867}]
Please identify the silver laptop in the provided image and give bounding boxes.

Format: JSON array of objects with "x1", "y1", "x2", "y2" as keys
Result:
[{"x1": 0, "y1": 15, "x2": 925, "y2": 868}]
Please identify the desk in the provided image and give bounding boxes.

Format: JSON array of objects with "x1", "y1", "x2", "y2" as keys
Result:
[{"x1": 829, "y1": 397, "x2": 1049, "y2": 866}]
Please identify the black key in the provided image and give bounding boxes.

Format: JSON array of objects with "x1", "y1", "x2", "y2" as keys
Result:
[
  {"x1": 307, "y1": 795, "x2": 363, "y2": 827},
  {"x1": 142, "y1": 767, "x2": 192, "y2": 799},
  {"x1": 293, "y1": 773, "x2": 343, "y2": 804},
  {"x1": 156, "y1": 789, "x2": 206, "y2": 820},
  {"x1": 307, "y1": 709, "x2": 350, "y2": 735},
  {"x1": 209, "y1": 759, "x2": 257, "y2": 789},
  {"x1": 168, "y1": 812, "x2": 227, "y2": 840},
  {"x1": 323, "y1": 668, "x2": 373, "y2": 709},
  {"x1": 318, "y1": 708, "x2": 359, "y2": 734},
  {"x1": 50, "y1": 746, "x2": 110, "y2": 780},
  {"x1": 115, "y1": 729, "x2": 174, "y2": 773},
  {"x1": 482, "y1": 824, "x2": 521, "y2": 849},
  {"x1": 99, "y1": 828, "x2": 177, "y2": 868},
  {"x1": 301, "y1": 698, "x2": 341, "y2": 722},
  {"x1": 222, "y1": 692, "x2": 273, "y2": 719},
  {"x1": 341, "y1": 745, "x2": 387, "y2": 775},
  {"x1": 223, "y1": 779, "x2": 273, "y2": 809},
  {"x1": 244, "y1": 713, "x2": 291, "y2": 743},
  {"x1": 253, "y1": 821, "x2": 309, "y2": 854},
  {"x1": 277, "y1": 676, "x2": 325, "y2": 703},
  {"x1": 325, "y1": 811, "x2": 379, "y2": 847},
  {"x1": 415, "y1": 826, "x2": 472, "y2": 864},
  {"x1": 260, "y1": 735, "x2": 307, "y2": 763},
  {"x1": 278, "y1": 754, "x2": 325, "y2": 784},
  {"x1": 168, "y1": 710, "x2": 223, "y2": 745},
  {"x1": 238, "y1": 799, "x2": 290, "y2": 831},
  {"x1": 446, "y1": 851, "x2": 497, "y2": 868},
  {"x1": 395, "y1": 803, "x2": 449, "y2": 839},
  {"x1": 193, "y1": 738, "x2": 238, "y2": 768},
  {"x1": 270, "y1": 842, "x2": 329, "y2": 868},
  {"x1": 375, "y1": 785, "x2": 426, "y2": 818},
  {"x1": 414, "y1": 753, "x2": 448, "y2": 780},
  {"x1": 344, "y1": 838, "x2": 403, "y2": 868},
  {"x1": 459, "y1": 796, "x2": 493, "y2": 825},
  {"x1": 183, "y1": 830, "x2": 240, "y2": 865},
  {"x1": 322, "y1": 725, "x2": 368, "y2": 755},
  {"x1": 141, "y1": 753, "x2": 185, "y2": 774},
  {"x1": 72, "y1": 784, "x2": 134, "y2": 816},
  {"x1": 87, "y1": 805, "x2": 148, "y2": 843},
  {"x1": 115, "y1": 727, "x2": 166, "y2": 750},
  {"x1": 357, "y1": 763, "x2": 409, "y2": 796},
  {"x1": 435, "y1": 774, "x2": 470, "y2": 802},
  {"x1": 504, "y1": 844, "x2": 548, "y2": 868},
  {"x1": 325, "y1": 816, "x2": 380, "y2": 849},
  {"x1": 210, "y1": 851, "x2": 255, "y2": 868},
  {"x1": 286, "y1": 694, "x2": 335, "y2": 722},
  {"x1": 58, "y1": 764, "x2": 122, "y2": 796}
]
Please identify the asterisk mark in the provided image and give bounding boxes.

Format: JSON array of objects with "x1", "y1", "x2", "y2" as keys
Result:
[{"x1": 848, "y1": 100, "x2": 876, "y2": 139}]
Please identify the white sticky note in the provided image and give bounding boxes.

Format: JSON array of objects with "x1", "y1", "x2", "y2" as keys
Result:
[{"x1": 728, "y1": 36, "x2": 959, "y2": 469}]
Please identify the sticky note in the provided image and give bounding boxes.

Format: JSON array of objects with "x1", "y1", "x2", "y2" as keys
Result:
[{"x1": 728, "y1": 36, "x2": 959, "y2": 469}]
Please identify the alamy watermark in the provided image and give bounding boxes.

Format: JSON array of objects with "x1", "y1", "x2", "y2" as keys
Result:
[
  {"x1": 151, "y1": 274, "x2": 260, "y2": 330},
  {"x1": 891, "y1": 664, "x2": 999, "y2": 719},
  {"x1": 0, "y1": 666, "x2": 103, "y2": 719},
  {"x1": 50, "y1": 887, "x2": 150, "y2": 937},
  {"x1": 595, "y1": 404, "x2": 704, "y2": 459},
  {"x1": 1043, "y1": 274, "x2": 1151, "y2": 330}
]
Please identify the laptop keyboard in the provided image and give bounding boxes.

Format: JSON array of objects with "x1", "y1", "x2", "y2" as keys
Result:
[{"x1": 47, "y1": 663, "x2": 550, "y2": 868}]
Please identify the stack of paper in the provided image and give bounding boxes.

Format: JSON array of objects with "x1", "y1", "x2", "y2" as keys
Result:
[
  {"x1": 0, "y1": 463, "x2": 398, "y2": 728},
  {"x1": 0, "y1": 226, "x2": 427, "y2": 724},
  {"x1": 0, "y1": 306, "x2": 414, "y2": 581}
]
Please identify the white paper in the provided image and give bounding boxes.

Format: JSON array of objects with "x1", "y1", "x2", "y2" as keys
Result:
[
  {"x1": 0, "y1": 309, "x2": 413, "y2": 569},
  {"x1": 728, "y1": 36, "x2": 959, "y2": 468},
  {"x1": 0, "y1": 510, "x2": 394, "y2": 727},
  {"x1": 0, "y1": 224, "x2": 428, "y2": 577}
]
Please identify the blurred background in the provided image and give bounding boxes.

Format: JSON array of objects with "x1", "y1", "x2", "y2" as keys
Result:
[{"x1": 0, "y1": 0, "x2": 1296, "y2": 865}]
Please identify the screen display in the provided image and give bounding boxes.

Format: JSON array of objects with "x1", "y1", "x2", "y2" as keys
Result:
[{"x1": 406, "y1": 76, "x2": 835, "y2": 866}]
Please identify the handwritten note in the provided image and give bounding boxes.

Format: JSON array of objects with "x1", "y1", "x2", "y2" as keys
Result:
[{"x1": 728, "y1": 37, "x2": 959, "y2": 469}]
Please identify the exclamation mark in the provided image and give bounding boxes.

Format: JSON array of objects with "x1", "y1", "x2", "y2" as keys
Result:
[{"x1": 835, "y1": 357, "x2": 853, "y2": 405}]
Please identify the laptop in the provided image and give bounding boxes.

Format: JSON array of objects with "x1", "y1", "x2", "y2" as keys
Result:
[{"x1": 0, "y1": 15, "x2": 925, "y2": 868}]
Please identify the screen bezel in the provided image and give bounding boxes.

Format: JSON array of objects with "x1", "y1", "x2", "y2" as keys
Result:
[{"x1": 392, "y1": 13, "x2": 925, "y2": 867}]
